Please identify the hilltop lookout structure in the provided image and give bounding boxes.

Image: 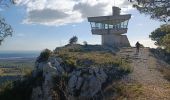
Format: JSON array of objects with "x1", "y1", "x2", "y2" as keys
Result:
[{"x1": 88, "y1": 6, "x2": 131, "y2": 47}]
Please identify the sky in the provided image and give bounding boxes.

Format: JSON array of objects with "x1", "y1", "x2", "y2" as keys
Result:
[{"x1": 0, "y1": 0, "x2": 163, "y2": 51}]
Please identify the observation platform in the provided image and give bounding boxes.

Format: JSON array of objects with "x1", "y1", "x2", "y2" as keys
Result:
[{"x1": 88, "y1": 6, "x2": 131, "y2": 47}]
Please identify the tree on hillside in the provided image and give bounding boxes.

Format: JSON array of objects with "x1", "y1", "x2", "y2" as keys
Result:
[
  {"x1": 162, "y1": 34, "x2": 170, "y2": 52},
  {"x1": 0, "y1": 0, "x2": 16, "y2": 45},
  {"x1": 128, "y1": 0, "x2": 170, "y2": 23},
  {"x1": 0, "y1": 17, "x2": 13, "y2": 45},
  {"x1": 128, "y1": 0, "x2": 170, "y2": 52},
  {"x1": 149, "y1": 24, "x2": 170, "y2": 52},
  {"x1": 149, "y1": 24, "x2": 170, "y2": 46},
  {"x1": 69, "y1": 36, "x2": 78, "y2": 45},
  {"x1": 0, "y1": 0, "x2": 17, "y2": 7}
]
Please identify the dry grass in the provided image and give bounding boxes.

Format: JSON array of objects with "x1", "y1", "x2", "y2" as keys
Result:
[
  {"x1": 155, "y1": 59, "x2": 170, "y2": 81},
  {"x1": 54, "y1": 44, "x2": 131, "y2": 70},
  {"x1": 103, "y1": 81, "x2": 144, "y2": 100},
  {"x1": 158, "y1": 66, "x2": 170, "y2": 81},
  {"x1": 114, "y1": 83, "x2": 144, "y2": 100},
  {"x1": 58, "y1": 51, "x2": 122, "y2": 65}
]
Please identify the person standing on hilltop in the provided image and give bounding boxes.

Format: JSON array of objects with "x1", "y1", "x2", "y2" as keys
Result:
[{"x1": 135, "y1": 41, "x2": 140, "y2": 54}]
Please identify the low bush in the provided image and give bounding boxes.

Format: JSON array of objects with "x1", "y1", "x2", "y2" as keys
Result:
[{"x1": 37, "y1": 49, "x2": 52, "y2": 62}]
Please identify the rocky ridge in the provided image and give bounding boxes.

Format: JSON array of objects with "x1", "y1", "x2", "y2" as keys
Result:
[
  {"x1": 29, "y1": 45, "x2": 131, "y2": 100},
  {"x1": 31, "y1": 56, "x2": 109, "y2": 100}
]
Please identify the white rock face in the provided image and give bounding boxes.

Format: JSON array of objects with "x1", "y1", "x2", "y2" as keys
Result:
[
  {"x1": 68, "y1": 67, "x2": 108, "y2": 98},
  {"x1": 32, "y1": 57, "x2": 108, "y2": 100},
  {"x1": 32, "y1": 57, "x2": 60, "y2": 100}
]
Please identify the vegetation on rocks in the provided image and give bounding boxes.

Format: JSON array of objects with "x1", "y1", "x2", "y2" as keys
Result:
[
  {"x1": 54, "y1": 44, "x2": 131, "y2": 72},
  {"x1": 46, "y1": 44, "x2": 132, "y2": 99},
  {"x1": 37, "y1": 49, "x2": 52, "y2": 62}
]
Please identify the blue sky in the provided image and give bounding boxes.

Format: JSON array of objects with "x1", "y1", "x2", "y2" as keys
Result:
[{"x1": 0, "y1": 0, "x2": 163, "y2": 51}]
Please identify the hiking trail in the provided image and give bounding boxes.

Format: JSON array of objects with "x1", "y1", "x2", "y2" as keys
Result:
[{"x1": 118, "y1": 48, "x2": 170, "y2": 100}]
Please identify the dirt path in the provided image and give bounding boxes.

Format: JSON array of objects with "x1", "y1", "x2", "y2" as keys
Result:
[{"x1": 118, "y1": 48, "x2": 170, "y2": 100}]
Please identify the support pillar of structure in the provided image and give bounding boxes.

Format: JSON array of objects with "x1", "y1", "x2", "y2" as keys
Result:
[{"x1": 102, "y1": 34, "x2": 130, "y2": 47}]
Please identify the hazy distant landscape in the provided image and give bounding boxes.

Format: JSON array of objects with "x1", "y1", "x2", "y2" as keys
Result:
[
  {"x1": 0, "y1": 51, "x2": 40, "y2": 59},
  {"x1": 0, "y1": 51, "x2": 39, "y2": 85}
]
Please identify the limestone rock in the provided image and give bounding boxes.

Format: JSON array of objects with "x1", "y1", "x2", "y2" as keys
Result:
[
  {"x1": 68, "y1": 67, "x2": 108, "y2": 98},
  {"x1": 80, "y1": 75, "x2": 101, "y2": 97},
  {"x1": 32, "y1": 56, "x2": 109, "y2": 100}
]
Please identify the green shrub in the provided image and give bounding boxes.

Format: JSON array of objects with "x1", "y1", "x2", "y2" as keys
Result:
[
  {"x1": 64, "y1": 57, "x2": 76, "y2": 68},
  {"x1": 37, "y1": 49, "x2": 52, "y2": 62}
]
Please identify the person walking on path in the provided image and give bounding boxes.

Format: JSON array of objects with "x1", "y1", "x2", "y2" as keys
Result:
[{"x1": 136, "y1": 41, "x2": 140, "y2": 54}]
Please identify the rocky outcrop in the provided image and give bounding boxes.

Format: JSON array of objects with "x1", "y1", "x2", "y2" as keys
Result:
[
  {"x1": 32, "y1": 59, "x2": 59, "y2": 100},
  {"x1": 68, "y1": 67, "x2": 107, "y2": 98},
  {"x1": 31, "y1": 56, "x2": 113, "y2": 100}
]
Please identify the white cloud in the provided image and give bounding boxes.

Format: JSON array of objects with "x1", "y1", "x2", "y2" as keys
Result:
[
  {"x1": 140, "y1": 39, "x2": 157, "y2": 48},
  {"x1": 73, "y1": 2, "x2": 108, "y2": 18},
  {"x1": 18, "y1": 0, "x2": 134, "y2": 26}
]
